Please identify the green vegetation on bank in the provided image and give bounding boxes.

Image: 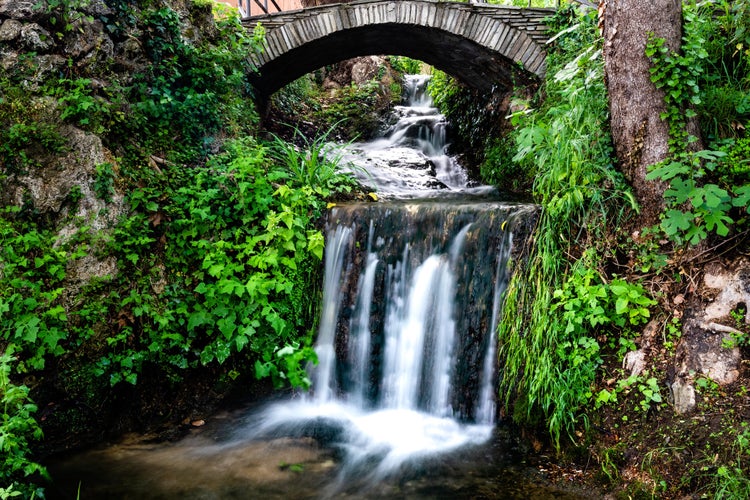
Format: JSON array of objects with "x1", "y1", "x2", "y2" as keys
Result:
[
  {"x1": 429, "y1": 1, "x2": 749, "y2": 496},
  {"x1": 495, "y1": 6, "x2": 649, "y2": 450},
  {"x1": 1, "y1": 0, "x2": 748, "y2": 497},
  {"x1": 267, "y1": 56, "x2": 415, "y2": 142}
]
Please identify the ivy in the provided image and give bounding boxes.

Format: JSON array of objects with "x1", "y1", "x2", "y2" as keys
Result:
[
  {"x1": 0, "y1": 346, "x2": 47, "y2": 498},
  {"x1": 0, "y1": 210, "x2": 86, "y2": 372},
  {"x1": 645, "y1": 4, "x2": 750, "y2": 246}
]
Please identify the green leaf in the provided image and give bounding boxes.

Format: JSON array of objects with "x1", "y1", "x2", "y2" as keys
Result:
[
  {"x1": 661, "y1": 209, "x2": 693, "y2": 236},
  {"x1": 665, "y1": 178, "x2": 695, "y2": 204},
  {"x1": 188, "y1": 310, "x2": 211, "y2": 331},
  {"x1": 734, "y1": 185, "x2": 750, "y2": 212},
  {"x1": 208, "y1": 263, "x2": 224, "y2": 277},
  {"x1": 615, "y1": 297, "x2": 628, "y2": 315},
  {"x1": 698, "y1": 184, "x2": 730, "y2": 209},
  {"x1": 704, "y1": 210, "x2": 733, "y2": 236}
]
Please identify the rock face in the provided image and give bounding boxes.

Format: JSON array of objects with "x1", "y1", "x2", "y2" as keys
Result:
[
  {"x1": 321, "y1": 56, "x2": 393, "y2": 90},
  {"x1": 0, "y1": 0, "x2": 42, "y2": 21},
  {"x1": 0, "y1": 0, "x2": 210, "y2": 296},
  {"x1": 671, "y1": 258, "x2": 750, "y2": 414}
]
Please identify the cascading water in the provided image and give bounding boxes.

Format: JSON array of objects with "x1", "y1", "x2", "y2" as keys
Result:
[
  {"x1": 250, "y1": 75, "x2": 536, "y2": 491},
  {"x1": 339, "y1": 75, "x2": 495, "y2": 198},
  {"x1": 48, "y1": 76, "x2": 563, "y2": 500}
]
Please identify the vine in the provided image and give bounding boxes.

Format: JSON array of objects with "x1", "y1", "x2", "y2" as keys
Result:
[{"x1": 645, "y1": 3, "x2": 750, "y2": 246}]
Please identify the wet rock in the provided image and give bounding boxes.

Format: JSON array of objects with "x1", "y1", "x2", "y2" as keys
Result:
[
  {"x1": 703, "y1": 260, "x2": 750, "y2": 326},
  {"x1": 350, "y1": 56, "x2": 382, "y2": 85},
  {"x1": 671, "y1": 378, "x2": 696, "y2": 415},
  {"x1": 117, "y1": 35, "x2": 146, "y2": 65},
  {"x1": 9, "y1": 126, "x2": 102, "y2": 214},
  {"x1": 0, "y1": 19, "x2": 22, "y2": 41},
  {"x1": 186, "y1": 1, "x2": 217, "y2": 42},
  {"x1": 30, "y1": 54, "x2": 67, "y2": 83},
  {"x1": 623, "y1": 349, "x2": 647, "y2": 377},
  {"x1": 623, "y1": 319, "x2": 659, "y2": 377},
  {"x1": 676, "y1": 318, "x2": 740, "y2": 384},
  {"x1": 66, "y1": 253, "x2": 117, "y2": 285},
  {"x1": 5, "y1": 117, "x2": 126, "y2": 232},
  {"x1": 20, "y1": 23, "x2": 54, "y2": 52},
  {"x1": 321, "y1": 55, "x2": 390, "y2": 89}
]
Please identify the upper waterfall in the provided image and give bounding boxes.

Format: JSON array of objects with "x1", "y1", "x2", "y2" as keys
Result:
[{"x1": 340, "y1": 75, "x2": 496, "y2": 199}]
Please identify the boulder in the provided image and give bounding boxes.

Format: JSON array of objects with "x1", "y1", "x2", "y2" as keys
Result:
[
  {"x1": 20, "y1": 22, "x2": 54, "y2": 52},
  {"x1": 0, "y1": 19, "x2": 23, "y2": 41},
  {"x1": 670, "y1": 258, "x2": 750, "y2": 413},
  {"x1": 0, "y1": 0, "x2": 44, "y2": 21}
]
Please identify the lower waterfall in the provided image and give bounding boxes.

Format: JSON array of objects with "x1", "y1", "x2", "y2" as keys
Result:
[{"x1": 249, "y1": 75, "x2": 537, "y2": 490}]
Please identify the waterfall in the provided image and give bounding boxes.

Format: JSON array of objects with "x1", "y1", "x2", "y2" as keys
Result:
[
  {"x1": 311, "y1": 201, "x2": 530, "y2": 423},
  {"x1": 251, "y1": 75, "x2": 536, "y2": 487},
  {"x1": 340, "y1": 74, "x2": 490, "y2": 198}
]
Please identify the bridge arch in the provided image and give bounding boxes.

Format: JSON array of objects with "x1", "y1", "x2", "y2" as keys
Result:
[{"x1": 243, "y1": 0, "x2": 552, "y2": 99}]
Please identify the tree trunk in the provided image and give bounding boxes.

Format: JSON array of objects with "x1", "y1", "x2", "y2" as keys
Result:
[{"x1": 602, "y1": 0, "x2": 682, "y2": 227}]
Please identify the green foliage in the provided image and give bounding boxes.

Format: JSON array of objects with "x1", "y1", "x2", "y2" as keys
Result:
[
  {"x1": 271, "y1": 59, "x2": 401, "y2": 142},
  {"x1": 553, "y1": 253, "x2": 655, "y2": 340},
  {"x1": 0, "y1": 3, "x2": 348, "y2": 496},
  {"x1": 427, "y1": 69, "x2": 517, "y2": 180},
  {"x1": 270, "y1": 75, "x2": 319, "y2": 120},
  {"x1": 644, "y1": 149, "x2": 745, "y2": 245},
  {"x1": 0, "y1": 83, "x2": 68, "y2": 176},
  {"x1": 0, "y1": 346, "x2": 47, "y2": 498},
  {"x1": 267, "y1": 124, "x2": 359, "y2": 197},
  {"x1": 646, "y1": 2, "x2": 750, "y2": 246},
  {"x1": 386, "y1": 56, "x2": 423, "y2": 75},
  {"x1": 595, "y1": 372, "x2": 665, "y2": 415},
  {"x1": 94, "y1": 162, "x2": 116, "y2": 202},
  {"x1": 318, "y1": 80, "x2": 384, "y2": 139},
  {"x1": 0, "y1": 210, "x2": 87, "y2": 372},
  {"x1": 711, "y1": 427, "x2": 750, "y2": 499},
  {"x1": 54, "y1": 78, "x2": 112, "y2": 135},
  {"x1": 479, "y1": 136, "x2": 532, "y2": 192},
  {"x1": 426, "y1": 69, "x2": 462, "y2": 124},
  {"x1": 634, "y1": 376, "x2": 664, "y2": 413},
  {"x1": 39, "y1": 0, "x2": 93, "y2": 37},
  {"x1": 109, "y1": 7, "x2": 264, "y2": 165},
  {"x1": 498, "y1": 6, "x2": 647, "y2": 449},
  {"x1": 1, "y1": 0, "x2": 330, "y2": 391},
  {"x1": 645, "y1": 27, "x2": 706, "y2": 143},
  {"x1": 86, "y1": 134, "x2": 354, "y2": 389},
  {"x1": 699, "y1": 85, "x2": 750, "y2": 140}
]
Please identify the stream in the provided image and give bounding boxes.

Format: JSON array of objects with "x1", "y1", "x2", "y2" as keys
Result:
[{"x1": 47, "y1": 76, "x2": 590, "y2": 499}]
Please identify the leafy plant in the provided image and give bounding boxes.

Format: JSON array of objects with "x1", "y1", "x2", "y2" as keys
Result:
[
  {"x1": 90, "y1": 137, "x2": 338, "y2": 388},
  {"x1": 266, "y1": 123, "x2": 359, "y2": 197},
  {"x1": 0, "y1": 210, "x2": 86, "y2": 372},
  {"x1": 38, "y1": 0, "x2": 93, "y2": 37},
  {"x1": 711, "y1": 427, "x2": 750, "y2": 499},
  {"x1": 645, "y1": 3, "x2": 750, "y2": 246},
  {"x1": 386, "y1": 56, "x2": 423, "y2": 75},
  {"x1": 0, "y1": 345, "x2": 47, "y2": 498},
  {"x1": 94, "y1": 162, "x2": 116, "y2": 202},
  {"x1": 498, "y1": 6, "x2": 643, "y2": 449}
]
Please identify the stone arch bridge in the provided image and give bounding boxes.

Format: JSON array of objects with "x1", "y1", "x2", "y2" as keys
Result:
[{"x1": 242, "y1": 0, "x2": 553, "y2": 100}]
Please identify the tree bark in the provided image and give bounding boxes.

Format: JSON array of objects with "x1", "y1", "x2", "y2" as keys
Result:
[{"x1": 602, "y1": 0, "x2": 682, "y2": 227}]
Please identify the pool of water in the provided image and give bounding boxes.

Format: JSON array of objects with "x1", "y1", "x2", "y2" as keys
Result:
[{"x1": 46, "y1": 399, "x2": 592, "y2": 499}]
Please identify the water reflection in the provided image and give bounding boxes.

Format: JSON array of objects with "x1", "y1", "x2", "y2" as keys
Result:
[{"x1": 48, "y1": 403, "x2": 589, "y2": 499}]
